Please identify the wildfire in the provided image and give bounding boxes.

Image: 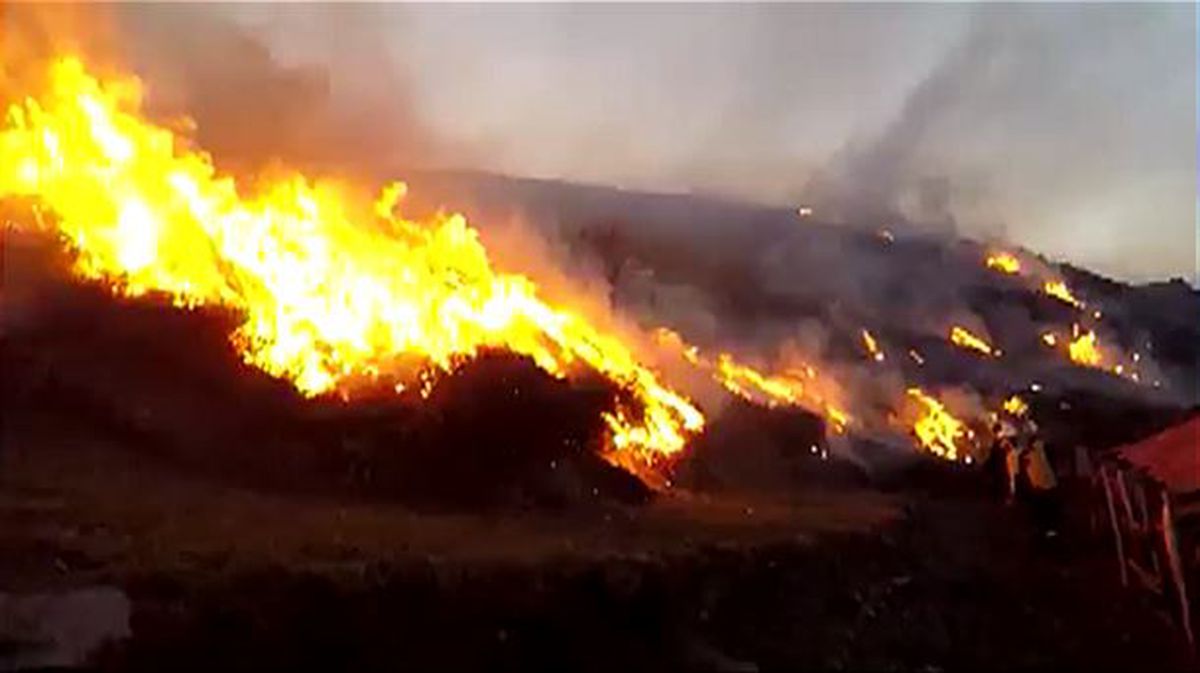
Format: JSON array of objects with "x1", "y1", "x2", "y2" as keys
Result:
[
  {"x1": 906, "y1": 388, "x2": 970, "y2": 461},
  {"x1": 1043, "y1": 280, "x2": 1084, "y2": 308},
  {"x1": 0, "y1": 56, "x2": 706, "y2": 474},
  {"x1": 949, "y1": 326, "x2": 997, "y2": 357},
  {"x1": 861, "y1": 329, "x2": 885, "y2": 362},
  {"x1": 985, "y1": 252, "x2": 1021, "y2": 275}
]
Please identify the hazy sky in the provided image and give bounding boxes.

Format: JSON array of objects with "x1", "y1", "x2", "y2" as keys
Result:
[{"x1": 149, "y1": 4, "x2": 1197, "y2": 283}]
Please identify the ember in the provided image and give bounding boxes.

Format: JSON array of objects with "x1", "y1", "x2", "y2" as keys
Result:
[{"x1": 861, "y1": 329, "x2": 885, "y2": 362}]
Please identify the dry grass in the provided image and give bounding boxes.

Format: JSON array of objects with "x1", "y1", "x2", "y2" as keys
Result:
[{"x1": 0, "y1": 435, "x2": 897, "y2": 589}]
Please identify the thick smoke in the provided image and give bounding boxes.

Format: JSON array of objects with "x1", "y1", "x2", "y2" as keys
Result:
[
  {"x1": 111, "y1": 5, "x2": 441, "y2": 179},
  {"x1": 0, "y1": 4, "x2": 442, "y2": 179}
]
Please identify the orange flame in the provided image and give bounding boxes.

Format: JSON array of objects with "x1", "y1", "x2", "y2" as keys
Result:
[
  {"x1": 985, "y1": 252, "x2": 1021, "y2": 275},
  {"x1": 1043, "y1": 280, "x2": 1084, "y2": 308},
  {"x1": 949, "y1": 326, "x2": 996, "y2": 357},
  {"x1": 906, "y1": 388, "x2": 970, "y2": 461},
  {"x1": 0, "y1": 56, "x2": 705, "y2": 475},
  {"x1": 655, "y1": 329, "x2": 850, "y2": 434}
]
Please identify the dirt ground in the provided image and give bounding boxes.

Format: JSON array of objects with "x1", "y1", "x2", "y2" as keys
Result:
[{"x1": 2, "y1": 425, "x2": 1197, "y2": 672}]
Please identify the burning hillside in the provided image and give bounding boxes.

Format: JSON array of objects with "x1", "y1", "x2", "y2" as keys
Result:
[
  {"x1": 1, "y1": 56, "x2": 705, "y2": 484},
  {"x1": 0, "y1": 52, "x2": 1011, "y2": 486},
  {"x1": 1, "y1": 25, "x2": 1194, "y2": 490}
]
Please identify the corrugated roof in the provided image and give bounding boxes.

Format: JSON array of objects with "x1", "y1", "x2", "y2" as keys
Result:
[{"x1": 1117, "y1": 414, "x2": 1200, "y2": 495}]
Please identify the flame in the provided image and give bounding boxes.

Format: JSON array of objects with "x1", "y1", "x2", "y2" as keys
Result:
[
  {"x1": 714, "y1": 355, "x2": 850, "y2": 433},
  {"x1": 0, "y1": 56, "x2": 706, "y2": 475},
  {"x1": 1043, "y1": 280, "x2": 1084, "y2": 308},
  {"x1": 949, "y1": 325, "x2": 996, "y2": 357},
  {"x1": 985, "y1": 252, "x2": 1021, "y2": 274},
  {"x1": 1001, "y1": 395, "x2": 1028, "y2": 417},
  {"x1": 1068, "y1": 327, "x2": 1103, "y2": 367},
  {"x1": 906, "y1": 388, "x2": 969, "y2": 461},
  {"x1": 860, "y1": 329, "x2": 885, "y2": 362},
  {"x1": 655, "y1": 329, "x2": 850, "y2": 434}
]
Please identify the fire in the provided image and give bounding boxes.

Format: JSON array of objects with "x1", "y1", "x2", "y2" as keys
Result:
[
  {"x1": 1041, "y1": 332, "x2": 1058, "y2": 347},
  {"x1": 1068, "y1": 327, "x2": 1103, "y2": 367},
  {"x1": 655, "y1": 329, "x2": 850, "y2": 434},
  {"x1": 714, "y1": 355, "x2": 850, "y2": 433},
  {"x1": 0, "y1": 56, "x2": 705, "y2": 474},
  {"x1": 1043, "y1": 280, "x2": 1084, "y2": 308},
  {"x1": 986, "y1": 252, "x2": 1021, "y2": 275},
  {"x1": 861, "y1": 329, "x2": 885, "y2": 362},
  {"x1": 949, "y1": 326, "x2": 996, "y2": 357},
  {"x1": 1001, "y1": 395, "x2": 1029, "y2": 417},
  {"x1": 906, "y1": 388, "x2": 970, "y2": 461}
]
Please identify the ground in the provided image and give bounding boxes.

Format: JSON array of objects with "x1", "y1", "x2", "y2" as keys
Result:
[{"x1": 1, "y1": 422, "x2": 1196, "y2": 672}]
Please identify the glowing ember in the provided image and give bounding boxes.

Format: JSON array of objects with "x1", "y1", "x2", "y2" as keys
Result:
[
  {"x1": 985, "y1": 252, "x2": 1021, "y2": 275},
  {"x1": 1044, "y1": 280, "x2": 1084, "y2": 308},
  {"x1": 906, "y1": 388, "x2": 969, "y2": 461},
  {"x1": 908, "y1": 349, "x2": 925, "y2": 366},
  {"x1": 949, "y1": 326, "x2": 997, "y2": 357},
  {"x1": 1041, "y1": 332, "x2": 1058, "y2": 347},
  {"x1": 861, "y1": 329, "x2": 885, "y2": 362},
  {"x1": 0, "y1": 56, "x2": 705, "y2": 475}
]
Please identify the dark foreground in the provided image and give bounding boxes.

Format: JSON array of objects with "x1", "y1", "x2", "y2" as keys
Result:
[{"x1": 1, "y1": 436, "x2": 1196, "y2": 673}]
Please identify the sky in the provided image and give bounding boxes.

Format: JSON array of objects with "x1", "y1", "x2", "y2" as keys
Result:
[{"x1": 120, "y1": 3, "x2": 1197, "y2": 284}]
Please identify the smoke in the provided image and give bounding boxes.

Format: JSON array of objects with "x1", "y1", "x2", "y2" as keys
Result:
[
  {"x1": 110, "y1": 5, "x2": 441, "y2": 179},
  {"x1": 0, "y1": 4, "x2": 443, "y2": 179},
  {"x1": 806, "y1": 15, "x2": 1002, "y2": 233}
]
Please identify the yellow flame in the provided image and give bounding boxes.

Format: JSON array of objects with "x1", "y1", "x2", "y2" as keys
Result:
[
  {"x1": 0, "y1": 56, "x2": 705, "y2": 475},
  {"x1": 861, "y1": 329, "x2": 885, "y2": 362},
  {"x1": 949, "y1": 326, "x2": 996, "y2": 357},
  {"x1": 714, "y1": 355, "x2": 850, "y2": 434},
  {"x1": 1044, "y1": 280, "x2": 1084, "y2": 308},
  {"x1": 906, "y1": 388, "x2": 969, "y2": 461},
  {"x1": 1068, "y1": 328, "x2": 1103, "y2": 367},
  {"x1": 655, "y1": 329, "x2": 850, "y2": 434},
  {"x1": 985, "y1": 252, "x2": 1021, "y2": 274},
  {"x1": 1002, "y1": 395, "x2": 1028, "y2": 417}
]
